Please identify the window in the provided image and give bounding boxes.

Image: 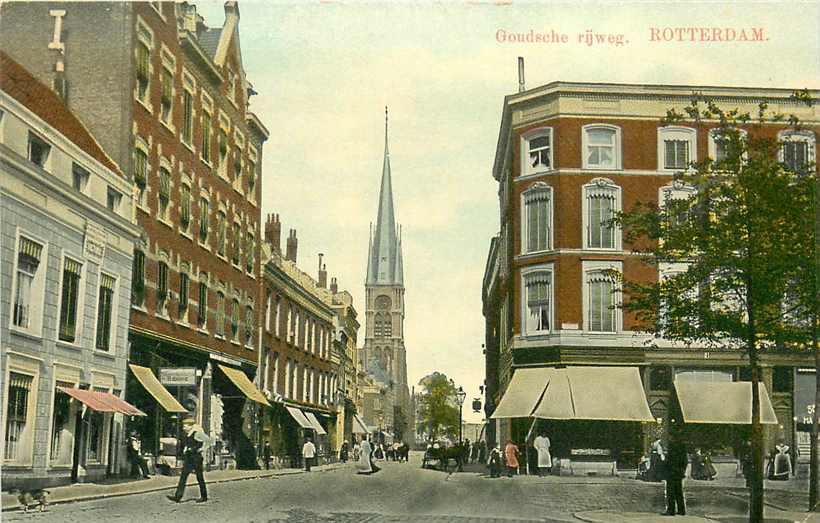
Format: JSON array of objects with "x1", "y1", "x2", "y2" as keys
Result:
[
  {"x1": 231, "y1": 299, "x2": 240, "y2": 340},
  {"x1": 265, "y1": 292, "x2": 272, "y2": 332},
  {"x1": 583, "y1": 125, "x2": 620, "y2": 170},
  {"x1": 157, "y1": 261, "x2": 168, "y2": 315},
  {"x1": 233, "y1": 146, "x2": 242, "y2": 182},
  {"x1": 133, "y1": 147, "x2": 148, "y2": 202},
  {"x1": 521, "y1": 129, "x2": 552, "y2": 176},
  {"x1": 4, "y1": 372, "x2": 34, "y2": 462},
  {"x1": 49, "y1": 382, "x2": 76, "y2": 465},
  {"x1": 95, "y1": 273, "x2": 116, "y2": 351},
  {"x1": 180, "y1": 184, "x2": 191, "y2": 232},
  {"x1": 246, "y1": 231, "x2": 255, "y2": 273},
  {"x1": 72, "y1": 163, "x2": 89, "y2": 192},
  {"x1": 178, "y1": 272, "x2": 189, "y2": 319},
  {"x1": 58, "y1": 258, "x2": 83, "y2": 342},
  {"x1": 182, "y1": 89, "x2": 194, "y2": 145},
  {"x1": 232, "y1": 223, "x2": 241, "y2": 266},
  {"x1": 275, "y1": 297, "x2": 282, "y2": 337},
  {"x1": 523, "y1": 269, "x2": 552, "y2": 335},
  {"x1": 522, "y1": 183, "x2": 552, "y2": 253},
  {"x1": 197, "y1": 278, "x2": 208, "y2": 328},
  {"x1": 245, "y1": 306, "x2": 254, "y2": 346},
  {"x1": 136, "y1": 42, "x2": 150, "y2": 101},
  {"x1": 584, "y1": 263, "x2": 621, "y2": 333},
  {"x1": 218, "y1": 129, "x2": 229, "y2": 171},
  {"x1": 28, "y1": 132, "x2": 51, "y2": 168},
  {"x1": 199, "y1": 198, "x2": 209, "y2": 243},
  {"x1": 658, "y1": 127, "x2": 696, "y2": 171},
  {"x1": 709, "y1": 128, "x2": 747, "y2": 163},
  {"x1": 158, "y1": 167, "x2": 170, "y2": 220},
  {"x1": 132, "y1": 249, "x2": 145, "y2": 306},
  {"x1": 248, "y1": 158, "x2": 257, "y2": 197},
  {"x1": 201, "y1": 111, "x2": 212, "y2": 163},
  {"x1": 780, "y1": 131, "x2": 816, "y2": 174},
  {"x1": 160, "y1": 68, "x2": 173, "y2": 123},
  {"x1": 217, "y1": 211, "x2": 226, "y2": 256},
  {"x1": 216, "y1": 291, "x2": 225, "y2": 336},
  {"x1": 659, "y1": 184, "x2": 695, "y2": 230},
  {"x1": 226, "y1": 69, "x2": 236, "y2": 102},
  {"x1": 583, "y1": 178, "x2": 620, "y2": 250},
  {"x1": 86, "y1": 389, "x2": 106, "y2": 463},
  {"x1": 13, "y1": 237, "x2": 43, "y2": 330},
  {"x1": 107, "y1": 187, "x2": 122, "y2": 212},
  {"x1": 307, "y1": 319, "x2": 313, "y2": 352}
]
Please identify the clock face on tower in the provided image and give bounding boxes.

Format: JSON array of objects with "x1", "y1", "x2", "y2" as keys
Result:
[{"x1": 375, "y1": 295, "x2": 391, "y2": 311}]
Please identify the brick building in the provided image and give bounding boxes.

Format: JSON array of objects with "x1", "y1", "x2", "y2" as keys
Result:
[
  {"x1": 258, "y1": 215, "x2": 338, "y2": 466},
  {"x1": 482, "y1": 80, "x2": 819, "y2": 467},
  {"x1": 0, "y1": 1, "x2": 270, "y2": 469},
  {"x1": 1, "y1": 53, "x2": 142, "y2": 488}
]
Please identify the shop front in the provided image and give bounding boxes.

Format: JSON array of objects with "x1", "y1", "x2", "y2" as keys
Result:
[{"x1": 211, "y1": 363, "x2": 269, "y2": 469}]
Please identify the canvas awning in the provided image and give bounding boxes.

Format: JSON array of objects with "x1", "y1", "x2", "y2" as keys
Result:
[
  {"x1": 58, "y1": 387, "x2": 146, "y2": 416},
  {"x1": 286, "y1": 406, "x2": 314, "y2": 429},
  {"x1": 304, "y1": 412, "x2": 327, "y2": 435},
  {"x1": 128, "y1": 364, "x2": 187, "y2": 413},
  {"x1": 490, "y1": 367, "x2": 553, "y2": 419},
  {"x1": 674, "y1": 380, "x2": 778, "y2": 425},
  {"x1": 217, "y1": 364, "x2": 270, "y2": 407},
  {"x1": 352, "y1": 414, "x2": 369, "y2": 434}
]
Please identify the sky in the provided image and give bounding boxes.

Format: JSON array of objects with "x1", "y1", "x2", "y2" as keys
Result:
[{"x1": 197, "y1": 0, "x2": 819, "y2": 423}]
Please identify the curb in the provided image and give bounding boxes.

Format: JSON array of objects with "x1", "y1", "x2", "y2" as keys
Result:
[{"x1": 2, "y1": 464, "x2": 343, "y2": 513}]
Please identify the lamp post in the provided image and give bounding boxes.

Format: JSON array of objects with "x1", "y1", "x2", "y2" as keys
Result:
[{"x1": 456, "y1": 386, "x2": 466, "y2": 443}]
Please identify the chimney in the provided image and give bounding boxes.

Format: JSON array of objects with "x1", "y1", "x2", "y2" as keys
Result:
[
  {"x1": 285, "y1": 229, "x2": 298, "y2": 262},
  {"x1": 264, "y1": 213, "x2": 281, "y2": 253},
  {"x1": 517, "y1": 57, "x2": 525, "y2": 93},
  {"x1": 330, "y1": 277, "x2": 338, "y2": 294},
  {"x1": 318, "y1": 255, "x2": 327, "y2": 288}
]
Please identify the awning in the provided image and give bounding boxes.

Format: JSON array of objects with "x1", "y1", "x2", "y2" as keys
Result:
[
  {"x1": 352, "y1": 414, "x2": 369, "y2": 434},
  {"x1": 304, "y1": 412, "x2": 327, "y2": 435},
  {"x1": 286, "y1": 406, "x2": 314, "y2": 429},
  {"x1": 674, "y1": 380, "x2": 778, "y2": 425},
  {"x1": 490, "y1": 367, "x2": 552, "y2": 419},
  {"x1": 128, "y1": 364, "x2": 187, "y2": 413},
  {"x1": 217, "y1": 364, "x2": 270, "y2": 407},
  {"x1": 58, "y1": 387, "x2": 146, "y2": 416}
]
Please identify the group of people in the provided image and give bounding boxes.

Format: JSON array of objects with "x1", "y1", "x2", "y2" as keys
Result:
[
  {"x1": 486, "y1": 431, "x2": 552, "y2": 478},
  {"x1": 354, "y1": 435, "x2": 382, "y2": 475}
]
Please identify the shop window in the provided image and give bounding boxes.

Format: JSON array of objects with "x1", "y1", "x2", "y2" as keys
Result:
[
  {"x1": 649, "y1": 367, "x2": 671, "y2": 391},
  {"x1": 86, "y1": 391, "x2": 107, "y2": 463},
  {"x1": 49, "y1": 383, "x2": 76, "y2": 465}
]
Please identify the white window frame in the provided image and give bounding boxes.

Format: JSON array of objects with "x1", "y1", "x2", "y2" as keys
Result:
[
  {"x1": 133, "y1": 137, "x2": 150, "y2": 209},
  {"x1": 520, "y1": 182, "x2": 553, "y2": 254},
  {"x1": 778, "y1": 130, "x2": 816, "y2": 172},
  {"x1": 520, "y1": 127, "x2": 553, "y2": 177},
  {"x1": 57, "y1": 253, "x2": 86, "y2": 346},
  {"x1": 657, "y1": 126, "x2": 697, "y2": 171},
  {"x1": 92, "y1": 271, "x2": 119, "y2": 353},
  {"x1": 159, "y1": 45, "x2": 176, "y2": 128},
  {"x1": 2, "y1": 354, "x2": 40, "y2": 466},
  {"x1": 181, "y1": 70, "x2": 197, "y2": 149},
  {"x1": 134, "y1": 17, "x2": 154, "y2": 110},
  {"x1": 582, "y1": 177, "x2": 622, "y2": 251},
  {"x1": 10, "y1": 231, "x2": 47, "y2": 337},
  {"x1": 582, "y1": 260, "x2": 622, "y2": 334},
  {"x1": 520, "y1": 263, "x2": 554, "y2": 337},
  {"x1": 708, "y1": 127, "x2": 748, "y2": 162},
  {"x1": 582, "y1": 124, "x2": 622, "y2": 170}
]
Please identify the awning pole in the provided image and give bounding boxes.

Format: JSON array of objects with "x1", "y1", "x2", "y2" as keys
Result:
[{"x1": 525, "y1": 418, "x2": 537, "y2": 475}]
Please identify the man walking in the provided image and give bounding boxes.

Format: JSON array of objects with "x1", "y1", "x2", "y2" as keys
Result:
[
  {"x1": 167, "y1": 417, "x2": 210, "y2": 504},
  {"x1": 303, "y1": 436, "x2": 316, "y2": 472},
  {"x1": 127, "y1": 430, "x2": 150, "y2": 479},
  {"x1": 662, "y1": 433, "x2": 688, "y2": 516}
]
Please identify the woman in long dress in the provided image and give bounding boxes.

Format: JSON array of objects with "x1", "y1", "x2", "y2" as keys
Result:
[
  {"x1": 357, "y1": 438, "x2": 373, "y2": 474},
  {"x1": 533, "y1": 432, "x2": 552, "y2": 476}
]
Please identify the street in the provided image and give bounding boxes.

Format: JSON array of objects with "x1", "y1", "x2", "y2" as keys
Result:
[{"x1": 4, "y1": 453, "x2": 815, "y2": 523}]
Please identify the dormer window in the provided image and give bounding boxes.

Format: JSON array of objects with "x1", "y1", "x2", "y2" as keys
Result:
[
  {"x1": 72, "y1": 163, "x2": 89, "y2": 192},
  {"x1": 521, "y1": 128, "x2": 552, "y2": 176},
  {"x1": 28, "y1": 132, "x2": 51, "y2": 169}
]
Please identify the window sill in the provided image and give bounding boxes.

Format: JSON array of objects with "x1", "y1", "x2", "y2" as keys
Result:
[
  {"x1": 231, "y1": 340, "x2": 241, "y2": 347},
  {"x1": 158, "y1": 217, "x2": 174, "y2": 229},
  {"x1": 580, "y1": 247, "x2": 622, "y2": 254},
  {"x1": 159, "y1": 119, "x2": 176, "y2": 137},
  {"x1": 215, "y1": 334, "x2": 226, "y2": 340},
  {"x1": 155, "y1": 312, "x2": 172, "y2": 323},
  {"x1": 135, "y1": 97, "x2": 154, "y2": 115},
  {"x1": 131, "y1": 304, "x2": 148, "y2": 313},
  {"x1": 181, "y1": 140, "x2": 196, "y2": 155},
  {"x1": 137, "y1": 204, "x2": 152, "y2": 215},
  {"x1": 2, "y1": 463, "x2": 34, "y2": 470},
  {"x1": 180, "y1": 229, "x2": 193, "y2": 241},
  {"x1": 196, "y1": 327, "x2": 209, "y2": 336},
  {"x1": 232, "y1": 185, "x2": 243, "y2": 196},
  {"x1": 199, "y1": 242, "x2": 212, "y2": 252},
  {"x1": 248, "y1": 198, "x2": 258, "y2": 207},
  {"x1": 518, "y1": 168, "x2": 557, "y2": 180},
  {"x1": 200, "y1": 158, "x2": 213, "y2": 170},
  {"x1": 93, "y1": 350, "x2": 116, "y2": 360},
  {"x1": 246, "y1": 271, "x2": 256, "y2": 279},
  {"x1": 176, "y1": 318, "x2": 190, "y2": 329},
  {"x1": 581, "y1": 165, "x2": 622, "y2": 171},
  {"x1": 56, "y1": 340, "x2": 82, "y2": 352},
  {"x1": 520, "y1": 248, "x2": 553, "y2": 257},
  {"x1": 8, "y1": 326, "x2": 43, "y2": 342},
  {"x1": 217, "y1": 253, "x2": 229, "y2": 263},
  {"x1": 232, "y1": 262, "x2": 242, "y2": 271}
]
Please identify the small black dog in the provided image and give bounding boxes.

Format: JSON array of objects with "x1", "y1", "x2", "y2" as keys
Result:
[{"x1": 10, "y1": 488, "x2": 50, "y2": 512}]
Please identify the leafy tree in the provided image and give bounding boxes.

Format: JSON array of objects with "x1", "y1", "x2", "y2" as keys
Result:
[
  {"x1": 415, "y1": 372, "x2": 460, "y2": 441},
  {"x1": 615, "y1": 93, "x2": 816, "y2": 523}
]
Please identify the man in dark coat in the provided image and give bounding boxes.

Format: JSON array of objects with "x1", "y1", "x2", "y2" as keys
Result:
[
  {"x1": 167, "y1": 418, "x2": 210, "y2": 503},
  {"x1": 662, "y1": 434, "x2": 688, "y2": 516}
]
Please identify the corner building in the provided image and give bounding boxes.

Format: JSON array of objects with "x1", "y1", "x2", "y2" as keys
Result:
[
  {"x1": 482, "y1": 81, "x2": 819, "y2": 468},
  {"x1": 0, "y1": 1, "x2": 269, "y2": 469}
]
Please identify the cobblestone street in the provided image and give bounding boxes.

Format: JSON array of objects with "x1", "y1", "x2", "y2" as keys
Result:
[{"x1": 4, "y1": 454, "x2": 819, "y2": 522}]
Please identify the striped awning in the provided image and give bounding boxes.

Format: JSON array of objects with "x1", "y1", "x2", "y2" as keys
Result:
[
  {"x1": 218, "y1": 365, "x2": 270, "y2": 407},
  {"x1": 19, "y1": 237, "x2": 43, "y2": 260},
  {"x1": 64, "y1": 258, "x2": 82, "y2": 275},
  {"x1": 58, "y1": 387, "x2": 146, "y2": 416},
  {"x1": 352, "y1": 414, "x2": 369, "y2": 434},
  {"x1": 304, "y1": 411, "x2": 327, "y2": 435},
  {"x1": 100, "y1": 273, "x2": 116, "y2": 290},
  {"x1": 128, "y1": 364, "x2": 187, "y2": 413},
  {"x1": 286, "y1": 406, "x2": 314, "y2": 429}
]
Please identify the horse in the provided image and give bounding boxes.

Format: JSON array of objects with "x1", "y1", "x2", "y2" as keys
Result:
[{"x1": 423, "y1": 443, "x2": 468, "y2": 472}]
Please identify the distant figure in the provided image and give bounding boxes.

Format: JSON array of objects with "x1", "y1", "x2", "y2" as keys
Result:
[
  {"x1": 303, "y1": 437, "x2": 316, "y2": 472},
  {"x1": 167, "y1": 417, "x2": 210, "y2": 504},
  {"x1": 262, "y1": 441, "x2": 273, "y2": 470},
  {"x1": 127, "y1": 430, "x2": 150, "y2": 479},
  {"x1": 769, "y1": 443, "x2": 792, "y2": 480},
  {"x1": 488, "y1": 445, "x2": 502, "y2": 478},
  {"x1": 357, "y1": 437, "x2": 380, "y2": 475},
  {"x1": 353, "y1": 439, "x2": 361, "y2": 462},
  {"x1": 662, "y1": 435, "x2": 687, "y2": 516},
  {"x1": 533, "y1": 431, "x2": 552, "y2": 476},
  {"x1": 504, "y1": 440, "x2": 520, "y2": 477},
  {"x1": 340, "y1": 440, "x2": 349, "y2": 463},
  {"x1": 373, "y1": 443, "x2": 385, "y2": 461},
  {"x1": 478, "y1": 441, "x2": 487, "y2": 464},
  {"x1": 690, "y1": 448, "x2": 716, "y2": 480},
  {"x1": 649, "y1": 438, "x2": 666, "y2": 482}
]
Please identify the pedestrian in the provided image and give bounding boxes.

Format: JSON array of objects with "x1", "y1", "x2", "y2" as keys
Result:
[
  {"x1": 303, "y1": 436, "x2": 316, "y2": 472},
  {"x1": 340, "y1": 440, "x2": 349, "y2": 463},
  {"x1": 649, "y1": 437, "x2": 666, "y2": 482},
  {"x1": 353, "y1": 439, "x2": 361, "y2": 462},
  {"x1": 504, "y1": 439, "x2": 519, "y2": 477},
  {"x1": 167, "y1": 417, "x2": 210, "y2": 504},
  {"x1": 533, "y1": 431, "x2": 552, "y2": 476},
  {"x1": 769, "y1": 442, "x2": 792, "y2": 480},
  {"x1": 488, "y1": 445, "x2": 502, "y2": 478},
  {"x1": 478, "y1": 440, "x2": 487, "y2": 464},
  {"x1": 357, "y1": 437, "x2": 379, "y2": 474},
  {"x1": 262, "y1": 441, "x2": 272, "y2": 470},
  {"x1": 661, "y1": 432, "x2": 687, "y2": 516},
  {"x1": 127, "y1": 430, "x2": 150, "y2": 479}
]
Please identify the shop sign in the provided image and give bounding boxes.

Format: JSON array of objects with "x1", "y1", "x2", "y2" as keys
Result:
[
  {"x1": 159, "y1": 367, "x2": 198, "y2": 386},
  {"x1": 795, "y1": 369, "x2": 816, "y2": 432}
]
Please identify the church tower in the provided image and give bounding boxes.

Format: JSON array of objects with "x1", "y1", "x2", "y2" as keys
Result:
[{"x1": 363, "y1": 107, "x2": 409, "y2": 429}]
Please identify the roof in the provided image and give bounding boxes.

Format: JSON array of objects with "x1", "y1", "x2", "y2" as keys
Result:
[
  {"x1": 198, "y1": 28, "x2": 222, "y2": 59},
  {"x1": 0, "y1": 51, "x2": 121, "y2": 175}
]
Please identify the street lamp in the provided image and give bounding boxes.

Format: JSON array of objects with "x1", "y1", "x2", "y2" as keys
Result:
[{"x1": 456, "y1": 386, "x2": 467, "y2": 443}]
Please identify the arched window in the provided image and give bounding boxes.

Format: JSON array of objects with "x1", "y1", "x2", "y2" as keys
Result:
[
  {"x1": 582, "y1": 124, "x2": 621, "y2": 170},
  {"x1": 521, "y1": 182, "x2": 552, "y2": 254},
  {"x1": 583, "y1": 178, "x2": 621, "y2": 250}
]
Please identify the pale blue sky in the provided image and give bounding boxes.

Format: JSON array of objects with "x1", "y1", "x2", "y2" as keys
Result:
[{"x1": 198, "y1": 1, "x2": 818, "y2": 422}]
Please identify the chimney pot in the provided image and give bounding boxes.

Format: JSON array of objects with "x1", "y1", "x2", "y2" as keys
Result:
[
  {"x1": 285, "y1": 228, "x2": 298, "y2": 262},
  {"x1": 330, "y1": 277, "x2": 338, "y2": 294},
  {"x1": 318, "y1": 260, "x2": 327, "y2": 289},
  {"x1": 517, "y1": 57, "x2": 525, "y2": 93}
]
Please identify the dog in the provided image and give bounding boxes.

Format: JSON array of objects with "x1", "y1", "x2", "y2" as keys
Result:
[{"x1": 9, "y1": 488, "x2": 50, "y2": 513}]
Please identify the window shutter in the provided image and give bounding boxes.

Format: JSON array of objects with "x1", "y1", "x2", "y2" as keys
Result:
[
  {"x1": 64, "y1": 258, "x2": 82, "y2": 276},
  {"x1": 19, "y1": 237, "x2": 43, "y2": 264}
]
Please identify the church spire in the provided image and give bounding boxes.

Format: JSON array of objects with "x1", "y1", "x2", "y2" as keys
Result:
[{"x1": 366, "y1": 106, "x2": 403, "y2": 286}]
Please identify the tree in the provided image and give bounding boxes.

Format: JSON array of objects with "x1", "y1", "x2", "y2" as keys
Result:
[
  {"x1": 415, "y1": 372, "x2": 460, "y2": 441},
  {"x1": 615, "y1": 94, "x2": 816, "y2": 523}
]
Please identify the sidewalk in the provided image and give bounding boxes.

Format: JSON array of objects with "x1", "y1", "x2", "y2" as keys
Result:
[
  {"x1": 574, "y1": 510, "x2": 820, "y2": 523},
  {"x1": 1, "y1": 462, "x2": 344, "y2": 512}
]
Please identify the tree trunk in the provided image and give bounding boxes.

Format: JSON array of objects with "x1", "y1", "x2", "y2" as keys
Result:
[
  {"x1": 811, "y1": 333, "x2": 820, "y2": 511},
  {"x1": 749, "y1": 354, "x2": 764, "y2": 523}
]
